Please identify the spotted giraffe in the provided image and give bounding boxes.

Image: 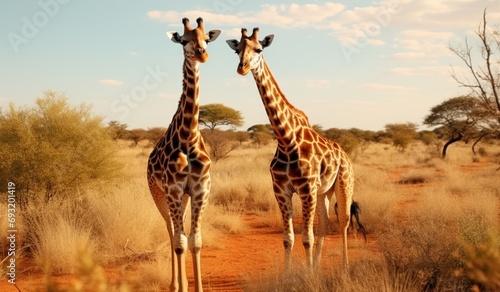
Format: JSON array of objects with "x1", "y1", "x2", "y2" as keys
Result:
[
  {"x1": 226, "y1": 28, "x2": 365, "y2": 271},
  {"x1": 147, "y1": 18, "x2": 220, "y2": 292}
]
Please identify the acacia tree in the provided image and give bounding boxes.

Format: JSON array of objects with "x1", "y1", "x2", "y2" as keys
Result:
[
  {"x1": 424, "y1": 96, "x2": 485, "y2": 157},
  {"x1": 125, "y1": 128, "x2": 148, "y2": 146},
  {"x1": 247, "y1": 124, "x2": 273, "y2": 146},
  {"x1": 146, "y1": 127, "x2": 167, "y2": 145},
  {"x1": 449, "y1": 9, "x2": 500, "y2": 136},
  {"x1": 199, "y1": 103, "x2": 243, "y2": 130},
  {"x1": 107, "y1": 120, "x2": 128, "y2": 141},
  {"x1": 201, "y1": 129, "x2": 238, "y2": 162},
  {"x1": 199, "y1": 104, "x2": 244, "y2": 161}
]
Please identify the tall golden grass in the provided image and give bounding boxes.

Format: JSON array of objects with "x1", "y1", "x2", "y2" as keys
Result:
[{"x1": 1, "y1": 140, "x2": 499, "y2": 290}]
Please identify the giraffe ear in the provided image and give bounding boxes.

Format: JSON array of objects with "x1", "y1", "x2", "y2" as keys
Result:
[
  {"x1": 226, "y1": 39, "x2": 239, "y2": 51},
  {"x1": 166, "y1": 31, "x2": 182, "y2": 44},
  {"x1": 207, "y1": 30, "x2": 221, "y2": 43},
  {"x1": 260, "y1": 34, "x2": 274, "y2": 48}
]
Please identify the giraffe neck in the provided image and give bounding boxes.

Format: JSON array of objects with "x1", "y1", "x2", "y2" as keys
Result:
[
  {"x1": 173, "y1": 58, "x2": 201, "y2": 135},
  {"x1": 251, "y1": 56, "x2": 310, "y2": 147}
]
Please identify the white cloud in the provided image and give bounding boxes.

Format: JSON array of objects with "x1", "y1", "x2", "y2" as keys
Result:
[
  {"x1": 391, "y1": 29, "x2": 456, "y2": 61},
  {"x1": 224, "y1": 28, "x2": 243, "y2": 39},
  {"x1": 147, "y1": 10, "x2": 245, "y2": 27},
  {"x1": 99, "y1": 79, "x2": 123, "y2": 86},
  {"x1": 147, "y1": 1, "x2": 500, "y2": 51},
  {"x1": 382, "y1": 0, "x2": 499, "y2": 29},
  {"x1": 148, "y1": 3, "x2": 345, "y2": 30}
]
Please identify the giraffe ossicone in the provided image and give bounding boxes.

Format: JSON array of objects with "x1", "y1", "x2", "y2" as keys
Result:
[
  {"x1": 147, "y1": 17, "x2": 220, "y2": 292},
  {"x1": 226, "y1": 28, "x2": 366, "y2": 272}
]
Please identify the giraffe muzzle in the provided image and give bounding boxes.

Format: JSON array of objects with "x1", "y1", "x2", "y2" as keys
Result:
[{"x1": 237, "y1": 62, "x2": 250, "y2": 75}]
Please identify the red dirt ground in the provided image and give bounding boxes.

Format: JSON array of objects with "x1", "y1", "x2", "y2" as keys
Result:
[
  {"x1": 2, "y1": 160, "x2": 493, "y2": 291},
  {"x1": 1, "y1": 214, "x2": 376, "y2": 291}
]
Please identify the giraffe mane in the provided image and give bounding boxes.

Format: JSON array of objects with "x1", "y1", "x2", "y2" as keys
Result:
[{"x1": 264, "y1": 61, "x2": 311, "y2": 125}]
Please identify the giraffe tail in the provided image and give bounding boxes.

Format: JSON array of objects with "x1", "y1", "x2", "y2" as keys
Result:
[{"x1": 334, "y1": 201, "x2": 367, "y2": 242}]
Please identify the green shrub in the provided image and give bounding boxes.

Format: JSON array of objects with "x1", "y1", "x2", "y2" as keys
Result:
[{"x1": 0, "y1": 91, "x2": 121, "y2": 206}]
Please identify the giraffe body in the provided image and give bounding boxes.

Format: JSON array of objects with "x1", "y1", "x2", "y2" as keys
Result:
[
  {"x1": 147, "y1": 18, "x2": 220, "y2": 292},
  {"x1": 227, "y1": 28, "x2": 358, "y2": 271}
]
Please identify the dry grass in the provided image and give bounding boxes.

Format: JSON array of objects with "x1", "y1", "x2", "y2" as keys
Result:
[
  {"x1": 2, "y1": 140, "x2": 499, "y2": 290},
  {"x1": 210, "y1": 145, "x2": 276, "y2": 213},
  {"x1": 244, "y1": 141, "x2": 500, "y2": 291},
  {"x1": 244, "y1": 258, "x2": 422, "y2": 292}
]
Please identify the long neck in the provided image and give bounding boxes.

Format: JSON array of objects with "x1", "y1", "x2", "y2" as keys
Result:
[
  {"x1": 175, "y1": 58, "x2": 201, "y2": 133},
  {"x1": 251, "y1": 56, "x2": 310, "y2": 147}
]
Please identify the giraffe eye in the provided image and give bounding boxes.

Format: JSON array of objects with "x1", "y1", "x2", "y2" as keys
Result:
[
  {"x1": 181, "y1": 40, "x2": 188, "y2": 46},
  {"x1": 255, "y1": 49, "x2": 263, "y2": 53}
]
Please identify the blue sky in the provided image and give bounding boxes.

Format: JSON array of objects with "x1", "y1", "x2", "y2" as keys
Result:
[{"x1": 1, "y1": 0, "x2": 499, "y2": 131}]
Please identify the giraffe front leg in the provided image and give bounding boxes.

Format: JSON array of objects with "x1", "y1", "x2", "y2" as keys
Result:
[
  {"x1": 275, "y1": 192, "x2": 294, "y2": 272},
  {"x1": 166, "y1": 187, "x2": 189, "y2": 292},
  {"x1": 300, "y1": 193, "x2": 317, "y2": 268},
  {"x1": 189, "y1": 186, "x2": 210, "y2": 292},
  {"x1": 167, "y1": 217, "x2": 179, "y2": 292}
]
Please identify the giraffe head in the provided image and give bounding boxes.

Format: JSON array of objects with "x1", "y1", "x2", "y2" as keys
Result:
[
  {"x1": 226, "y1": 28, "x2": 274, "y2": 75},
  {"x1": 167, "y1": 17, "x2": 221, "y2": 63}
]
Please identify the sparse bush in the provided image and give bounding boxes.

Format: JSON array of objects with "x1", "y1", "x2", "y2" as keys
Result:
[
  {"x1": 477, "y1": 146, "x2": 488, "y2": 157},
  {"x1": 201, "y1": 129, "x2": 239, "y2": 162},
  {"x1": 385, "y1": 123, "x2": 418, "y2": 152},
  {"x1": 397, "y1": 169, "x2": 434, "y2": 184}
]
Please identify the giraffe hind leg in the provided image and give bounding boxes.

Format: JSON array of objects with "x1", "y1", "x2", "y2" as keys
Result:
[
  {"x1": 314, "y1": 188, "x2": 335, "y2": 268},
  {"x1": 334, "y1": 201, "x2": 367, "y2": 242},
  {"x1": 275, "y1": 192, "x2": 294, "y2": 272},
  {"x1": 334, "y1": 176, "x2": 352, "y2": 271},
  {"x1": 148, "y1": 181, "x2": 180, "y2": 292}
]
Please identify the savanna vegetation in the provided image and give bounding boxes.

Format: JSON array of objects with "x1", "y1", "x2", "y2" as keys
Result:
[
  {"x1": 1, "y1": 9, "x2": 499, "y2": 292},
  {"x1": 1, "y1": 94, "x2": 499, "y2": 290}
]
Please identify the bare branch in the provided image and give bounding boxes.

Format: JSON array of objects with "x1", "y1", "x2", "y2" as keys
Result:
[{"x1": 478, "y1": 9, "x2": 500, "y2": 115}]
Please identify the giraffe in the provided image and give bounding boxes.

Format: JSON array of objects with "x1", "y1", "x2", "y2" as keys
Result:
[
  {"x1": 226, "y1": 28, "x2": 365, "y2": 272},
  {"x1": 147, "y1": 17, "x2": 220, "y2": 292}
]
